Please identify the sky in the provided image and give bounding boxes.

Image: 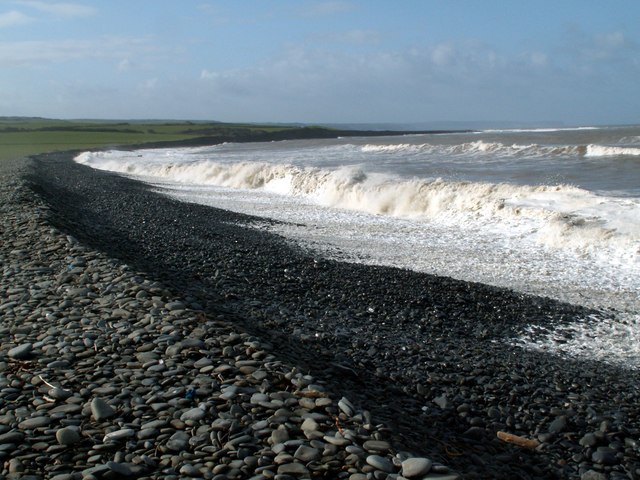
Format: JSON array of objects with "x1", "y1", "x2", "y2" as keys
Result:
[{"x1": 0, "y1": 0, "x2": 639, "y2": 126}]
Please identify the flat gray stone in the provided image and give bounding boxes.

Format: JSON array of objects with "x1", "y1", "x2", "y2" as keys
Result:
[
  {"x1": 338, "y1": 396, "x2": 355, "y2": 416},
  {"x1": 180, "y1": 407, "x2": 206, "y2": 423},
  {"x1": 56, "y1": 427, "x2": 81, "y2": 446},
  {"x1": 548, "y1": 415, "x2": 567, "y2": 433},
  {"x1": 0, "y1": 432, "x2": 24, "y2": 444},
  {"x1": 366, "y1": 454, "x2": 395, "y2": 473},
  {"x1": 363, "y1": 440, "x2": 391, "y2": 452},
  {"x1": 90, "y1": 397, "x2": 116, "y2": 421},
  {"x1": 106, "y1": 461, "x2": 133, "y2": 476},
  {"x1": 18, "y1": 416, "x2": 51, "y2": 430},
  {"x1": 48, "y1": 387, "x2": 73, "y2": 400},
  {"x1": 277, "y1": 462, "x2": 309, "y2": 476},
  {"x1": 581, "y1": 470, "x2": 608, "y2": 480},
  {"x1": 402, "y1": 457, "x2": 433, "y2": 478},
  {"x1": 294, "y1": 444, "x2": 321, "y2": 462},
  {"x1": 103, "y1": 428, "x2": 135, "y2": 442},
  {"x1": 433, "y1": 394, "x2": 449, "y2": 409},
  {"x1": 8, "y1": 343, "x2": 33, "y2": 359},
  {"x1": 166, "y1": 431, "x2": 190, "y2": 451}
]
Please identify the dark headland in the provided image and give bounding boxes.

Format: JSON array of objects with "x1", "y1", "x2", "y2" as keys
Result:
[{"x1": 0, "y1": 126, "x2": 638, "y2": 479}]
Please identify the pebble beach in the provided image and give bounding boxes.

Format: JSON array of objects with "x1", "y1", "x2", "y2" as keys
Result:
[{"x1": 1, "y1": 151, "x2": 639, "y2": 480}]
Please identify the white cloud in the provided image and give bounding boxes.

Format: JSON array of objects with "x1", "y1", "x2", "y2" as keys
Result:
[
  {"x1": 562, "y1": 28, "x2": 637, "y2": 65},
  {"x1": 0, "y1": 10, "x2": 33, "y2": 27},
  {"x1": 15, "y1": 0, "x2": 97, "y2": 18},
  {"x1": 140, "y1": 78, "x2": 158, "y2": 90},
  {"x1": 430, "y1": 43, "x2": 455, "y2": 66},
  {"x1": 118, "y1": 58, "x2": 132, "y2": 71},
  {"x1": 530, "y1": 52, "x2": 548, "y2": 67},
  {"x1": 299, "y1": 1, "x2": 354, "y2": 17},
  {"x1": 0, "y1": 36, "x2": 153, "y2": 66},
  {"x1": 320, "y1": 29, "x2": 382, "y2": 46}
]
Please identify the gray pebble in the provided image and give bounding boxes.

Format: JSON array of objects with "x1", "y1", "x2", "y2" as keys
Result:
[
  {"x1": 366, "y1": 454, "x2": 395, "y2": 473},
  {"x1": 56, "y1": 427, "x2": 82, "y2": 445},
  {"x1": 90, "y1": 397, "x2": 116, "y2": 421},
  {"x1": 401, "y1": 457, "x2": 433, "y2": 478},
  {"x1": 8, "y1": 343, "x2": 33, "y2": 359}
]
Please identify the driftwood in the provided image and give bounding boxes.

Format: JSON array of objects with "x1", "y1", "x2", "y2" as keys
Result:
[{"x1": 497, "y1": 431, "x2": 540, "y2": 449}]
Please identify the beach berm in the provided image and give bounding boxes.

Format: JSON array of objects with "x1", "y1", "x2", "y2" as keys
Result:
[{"x1": 1, "y1": 147, "x2": 639, "y2": 479}]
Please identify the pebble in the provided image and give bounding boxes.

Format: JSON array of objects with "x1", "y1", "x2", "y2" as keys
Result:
[
  {"x1": 90, "y1": 398, "x2": 116, "y2": 421},
  {"x1": 366, "y1": 454, "x2": 395, "y2": 473},
  {"x1": 56, "y1": 427, "x2": 82, "y2": 445},
  {"x1": 402, "y1": 457, "x2": 433, "y2": 478},
  {"x1": 166, "y1": 431, "x2": 190, "y2": 451},
  {"x1": 8, "y1": 343, "x2": 33, "y2": 359},
  {"x1": 18, "y1": 416, "x2": 51, "y2": 430}
]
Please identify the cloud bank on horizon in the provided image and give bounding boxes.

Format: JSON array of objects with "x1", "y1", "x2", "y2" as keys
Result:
[{"x1": 1, "y1": 0, "x2": 638, "y2": 125}]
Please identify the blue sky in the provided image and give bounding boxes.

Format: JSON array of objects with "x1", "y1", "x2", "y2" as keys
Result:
[{"x1": 1, "y1": 0, "x2": 638, "y2": 125}]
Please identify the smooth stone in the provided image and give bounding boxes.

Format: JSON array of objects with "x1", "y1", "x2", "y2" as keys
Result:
[
  {"x1": 103, "y1": 428, "x2": 135, "y2": 442},
  {"x1": 106, "y1": 461, "x2": 133, "y2": 476},
  {"x1": 338, "y1": 397, "x2": 355, "y2": 417},
  {"x1": 294, "y1": 444, "x2": 321, "y2": 462},
  {"x1": 0, "y1": 432, "x2": 24, "y2": 444},
  {"x1": 579, "y1": 433, "x2": 598, "y2": 447},
  {"x1": 165, "y1": 301, "x2": 186, "y2": 311},
  {"x1": 137, "y1": 428, "x2": 158, "y2": 440},
  {"x1": 581, "y1": 470, "x2": 608, "y2": 480},
  {"x1": 48, "y1": 387, "x2": 73, "y2": 400},
  {"x1": 166, "y1": 431, "x2": 190, "y2": 451},
  {"x1": 8, "y1": 343, "x2": 33, "y2": 359},
  {"x1": 180, "y1": 464, "x2": 201, "y2": 476},
  {"x1": 548, "y1": 415, "x2": 567, "y2": 433},
  {"x1": 50, "y1": 474, "x2": 74, "y2": 480},
  {"x1": 433, "y1": 394, "x2": 449, "y2": 409},
  {"x1": 301, "y1": 417, "x2": 319, "y2": 432},
  {"x1": 401, "y1": 457, "x2": 433, "y2": 478},
  {"x1": 323, "y1": 434, "x2": 350, "y2": 446},
  {"x1": 56, "y1": 427, "x2": 81, "y2": 445},
  {"x1": 50, "y1": 404, "x2": 82, "y2": 415},
  {"x1": 363, "y1": 440, "x2": 391, "y2": 452},
  {"x1": 366, "y1": 455, "x2": 395, "y2": 473},
  {"x1": 270, "y1": 429, "x2": 289, "y2": 445},
  {"x1": 591, "y1": 447, "x2": 617, "y2": 465},
  {"x1": 251, "y1": 393, "x2": 270, "y2": 404},
  {"x1": 277, "y1": 462, "x2": 309, "y2": 476},
  {"x1": 180, "y1": 407, "x2": 206, "y2": 422},
  {"x1": 90, "y1": 397, "x2": 116, "y2": 421},
  {"x1": 18, "y1": 416, "x2": 51, "y2": 429}
]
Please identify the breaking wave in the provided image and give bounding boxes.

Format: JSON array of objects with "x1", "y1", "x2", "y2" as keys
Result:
[
  {"x1": 585, "y1": 144, "x2": 640, "y2": 157},
  {"x1": 75, "y1": 151, "x2": 639, "y2": 264},
  {"x1": 359, "y1": 140, "x2": 640, "y2": 158}
]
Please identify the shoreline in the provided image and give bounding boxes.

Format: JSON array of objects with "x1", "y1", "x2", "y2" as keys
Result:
[{"x1": 2, "y1": 151, "x2": 639, "y2": 479}]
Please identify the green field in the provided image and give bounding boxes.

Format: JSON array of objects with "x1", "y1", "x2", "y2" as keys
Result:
[{"x1": 0, "y1": 117, "x2": 315, "y2": 161}]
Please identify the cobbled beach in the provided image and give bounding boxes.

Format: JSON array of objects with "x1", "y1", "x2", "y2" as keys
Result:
[{"x1": 0, "y1": 150, "x2": 639, "y2": 480}]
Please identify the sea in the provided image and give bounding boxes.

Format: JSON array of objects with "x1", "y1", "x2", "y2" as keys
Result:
[{"x1": 75, "y1": 125, "x2": 640, "y2": 369}]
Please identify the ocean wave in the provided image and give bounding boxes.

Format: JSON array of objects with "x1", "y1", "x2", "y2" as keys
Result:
[
  {"x1": 360, "y1": 140, "x2": 640, "y2": 159},
  {"x1": 585, "y1": 144, "x2": 640, "y2": 157},
  {"x1": 75, "y1": 151, "x2": 639, "y2": 263},
  {"x1": 360, "y1": 140, "x2": 586, "y2": 158}
]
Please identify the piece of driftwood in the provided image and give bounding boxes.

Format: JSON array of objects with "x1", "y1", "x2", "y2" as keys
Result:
[{"x1": 497, "y1": 431, "x2": 540, "y2": 449}]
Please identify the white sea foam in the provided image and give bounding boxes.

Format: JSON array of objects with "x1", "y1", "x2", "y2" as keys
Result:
[
  {"x1": 360, "y1": 140, "x2": 585, "y2": 157},
  {"x1": 75, "y1": 151, "x2": 640, "y2": 267},
  {"x1": 481, "y1": 126, "x2": 599, "y2": 133},
  {"x1": 585, "y1": 144, "x2": 640, "y2": 157}
]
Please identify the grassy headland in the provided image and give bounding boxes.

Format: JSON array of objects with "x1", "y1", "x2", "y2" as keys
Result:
[
  {"x1": 0, "y1": 116, "x2": 466, "y2": 161},
  {"x1": 0, "y1": 117, "x2": 331, "y2": 161}
]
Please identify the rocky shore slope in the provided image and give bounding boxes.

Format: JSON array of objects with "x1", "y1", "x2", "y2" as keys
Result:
[{"x1": 1, "y1": 152, "x2": 638, "y2": 479}]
